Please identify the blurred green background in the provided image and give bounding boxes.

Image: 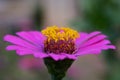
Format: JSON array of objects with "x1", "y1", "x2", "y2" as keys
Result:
[{"x1": 0, "y1": 0, "x2": 119, "y2": 80}]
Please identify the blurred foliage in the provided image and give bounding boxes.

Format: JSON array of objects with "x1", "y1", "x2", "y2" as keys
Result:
[
  {"x1": 72, "y1": 0, "x2": 120, "y2": 80},
  {"x1": 0, "y1": 1, "x2": 45, "y2": 80},
  {"x1": 33, "y1": 0, "x2": 44, "y2": 30}
]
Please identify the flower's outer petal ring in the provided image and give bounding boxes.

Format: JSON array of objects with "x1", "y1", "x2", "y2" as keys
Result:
[
  {"x1": 48, "y1": 53, "x2": 77, "y2": 61},
  {"x1": 4, "y1": 31, "x2": 45, "y2": 57},
  {"x1": 76, "y1": 31, "x2": 116, "y2": 56}
]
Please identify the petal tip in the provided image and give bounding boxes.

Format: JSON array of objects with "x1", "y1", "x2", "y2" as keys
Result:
[{"x1": 3, "y1": 35, "x2": 10, "y2": 41}]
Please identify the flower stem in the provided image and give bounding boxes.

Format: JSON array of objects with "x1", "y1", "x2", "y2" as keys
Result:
[
  {"x1": 44, "y1": 58, "x2": 74, "y2": 80},
  {"x1": 51, "y1": 74, "x2": 63, "y2": 80}
]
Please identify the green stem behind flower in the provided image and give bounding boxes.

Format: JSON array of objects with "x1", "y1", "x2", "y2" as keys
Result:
[
  {"x1": 44, "y1": 58, "x2": 74, "y2": 80},
  {"x1": 51, "y1": 74, "x2": 63, "y2": 80}
]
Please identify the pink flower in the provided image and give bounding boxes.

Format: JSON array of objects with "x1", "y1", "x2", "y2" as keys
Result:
[
  {"x1": 4, "y1": 26, "x2": 115, "y2": 61},
  {"x1": 18, "y1": 57, "x2": 44, "y2": 71}
]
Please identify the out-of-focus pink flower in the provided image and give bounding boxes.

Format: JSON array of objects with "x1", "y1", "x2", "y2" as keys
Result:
[
  {"x1": 18, "y1": 57, "x2": 44, "y2": 71},
  {"x1": 4, "y1": 26, "x2": 115, "y2": 61},
  {"x1": 67, "y1": 65, "x2": 81, "y2": 78}
]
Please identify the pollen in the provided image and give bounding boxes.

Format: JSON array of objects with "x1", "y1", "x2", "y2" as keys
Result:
[
  {"x1": 41, "y1": 26, "x2": 79, "y2": 41},
  {"x1": 41, "y1": 26, "x2": 79, "y2": 54}
]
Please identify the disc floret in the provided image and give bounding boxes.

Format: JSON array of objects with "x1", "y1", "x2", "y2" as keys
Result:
[{"x1": 41, "y1": 26, "x2": 79, "y2": 54}]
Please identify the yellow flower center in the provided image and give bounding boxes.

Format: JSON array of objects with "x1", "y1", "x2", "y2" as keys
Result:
[{"x1": 41, "y1": 26, "x2": 79, "y2": 54}]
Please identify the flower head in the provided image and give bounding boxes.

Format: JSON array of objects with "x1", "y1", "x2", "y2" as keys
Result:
[
  {"x1": 42, "y1": 26, "x2": 79, "y2": 54},
  {"x1": 4, "y1": 26, "x2": 115, "y2": 61}
]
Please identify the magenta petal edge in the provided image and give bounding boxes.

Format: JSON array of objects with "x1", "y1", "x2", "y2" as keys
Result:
[{"x1": 4, "y1": 26, "x2": 116, "y2": 61}]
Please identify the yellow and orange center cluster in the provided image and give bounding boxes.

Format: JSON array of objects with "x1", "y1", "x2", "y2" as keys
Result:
[{"x1": 41, "y1": 26, "x2": 79, "y2": 54}]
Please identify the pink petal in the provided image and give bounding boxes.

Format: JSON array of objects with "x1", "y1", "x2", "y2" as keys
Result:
[
  {"x1": 87, "y1": 31, "x2": 101, "y2": 38},
  {"x1": 59, "y1": 53, "x2": 67, "y2": 60},
  {"x1": 65, "y1": 54, "x2": 77, "y2": 60},
  {"x1": 4, "y1": 35, "x2": 39, "y2": 49},
  {"x1": 6, "y1": 45, "x2": 18, "y2": 50},
  {"x1": 49, "y1": 53, "x2": 60, "y2": 61},
  {"x1": 75, "y1": 31, "x2": 101, "y2": 47},
  {"x1": 16, "y1": 32, "x2": 40, "y2": 46},
  {"x1": 79, "y1": 40, "x2": 111, "y2": 51},
  {"x1": 16, "y1": 50, "x2": 33, "y2": 55},
  {"x1": 33, "y1": 52, "x2": 48, "y2": 58},
  {"x1": 16, "y1": 31, "x2": 45, "y2": 47},
  {"x1": 48, "y1": 53, "x2": 77, "y2": 61},
  {"x1": 4, "y1": 31, "x2": 45, "y2": 58},
  {"x1": 76, "y1": 49, "x2": 101, "y2": 56},
  {"x1": 81, "y1": 34, "x2": 107, "y2": 47},
  {"x1": 75, "y1": 32, "x2": 88, "y2": 47},
  {"x1": 101, "y1": 45, "x2": 116, "y2": 50},
  {"x1": 6, "y1": 45, "x2": 39, "y2": 51},
  {"x1": 76, "y1": 31, "x2": 116, "y2": 56}
]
